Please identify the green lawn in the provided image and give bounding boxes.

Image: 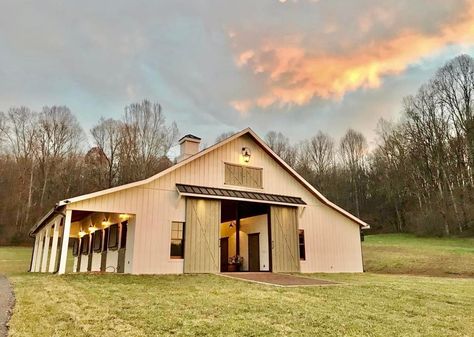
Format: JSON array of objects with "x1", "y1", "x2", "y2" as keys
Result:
[
  {"x1": 363, "y1": 234, "x2": 474, "y2": 277},
  {"x1": 1, "y1": 235, "x2": 473, "y2": 337}
]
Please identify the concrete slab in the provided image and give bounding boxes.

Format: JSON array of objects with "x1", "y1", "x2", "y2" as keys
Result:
[{"x1": 220, "y1": 272, "x2": 338, "y2": 287}]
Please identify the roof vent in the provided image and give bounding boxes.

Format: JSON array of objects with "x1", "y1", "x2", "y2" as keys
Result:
[{"x1": 177, "y1": 134, "x2": 201, "y2": 162}]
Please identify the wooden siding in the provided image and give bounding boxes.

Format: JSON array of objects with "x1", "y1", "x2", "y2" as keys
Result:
[
  {"x1": 66, "y1": 133, "x2": 363, "y2": 274},
  {"x1": 184, "y1": 198, "x2": 220, "y2": 273},
  {"x1": 224, "y1": 163, "x2": 263, "y2": 189},
  {"x1": 270, "y1": 206, "x2": 300, "y2": 272}
]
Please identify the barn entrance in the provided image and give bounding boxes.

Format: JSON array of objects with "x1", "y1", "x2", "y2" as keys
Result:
[
  {"x1": 179, "y1": 184, "x2": 304, "y2": 274},
  {"x1": 220, "y1": 200, "x2": 271, "y2": 272}
]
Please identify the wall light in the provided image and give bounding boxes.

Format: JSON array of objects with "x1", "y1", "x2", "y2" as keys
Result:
[
  {"x1": 241, "y1": 147, "x2": 251, "y2": 163},
  {"x1": 119, "y1": 213, "x2": 130, "y2": 220},
  {"x1": 78, "y1": 229, "x2": 87, "y2": 238},
  {"x1": 102, "y1": 219, "x2": 110, "y2": 228},
  {"x1": 88, "y1": 224, "x2": 97, "y2": 233}
]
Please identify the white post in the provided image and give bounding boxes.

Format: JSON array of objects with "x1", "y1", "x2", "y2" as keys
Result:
[
  {"x1": 30, "y1": 235, "x2": 40, "y2": 272},
  {"x1": 34, "y1": 230, "x2": 45, "y2": 272},
  {"x1": 48, "y1": 217, "x2": 61, "y2": 272},
  {"x1": 58, "y1": 209, "x2": 72, "y2": 275},
  {"x1": 40, "y1": 224, "x2": 51, "y2": 272}
]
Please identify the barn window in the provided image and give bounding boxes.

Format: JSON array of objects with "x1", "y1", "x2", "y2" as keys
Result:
[
  {"x1": 81, "y1": 235, "x2": 90, "y2": 255},
  {"x1": 120, "y1": 221, "x2": 128, "y2": 249},
  {"x1": 224, "y1": 163, "x2": 263, "y2": 189},
  {"x1": 72, "y1": 238, "x2": 79, "y2": 256},
  {"x1": 170, "y1": 221, "x2": 185, "y2": 259},
  {"x1": 92, "y1": 230, "x2": 103, "y2": 253},
  {"x1": 108, "y1": 224, "x2": 119, "y2": 250},
  {"x1": 299, "y1": 230, "x2": 306, "y2": 261}
]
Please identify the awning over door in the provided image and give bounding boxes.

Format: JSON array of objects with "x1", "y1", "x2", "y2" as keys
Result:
[{"x1": 176, "y1": 183, "x2": 306, "y2": 207}]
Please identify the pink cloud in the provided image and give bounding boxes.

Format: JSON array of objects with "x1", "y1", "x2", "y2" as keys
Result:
[{"x1": 231, "y1": 2, "x2": 474, "y2": 112}]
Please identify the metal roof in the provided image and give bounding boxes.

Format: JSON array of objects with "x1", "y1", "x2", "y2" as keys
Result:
[{"x1": 176, "y1": 184, "x2": 306, "y2": 206}]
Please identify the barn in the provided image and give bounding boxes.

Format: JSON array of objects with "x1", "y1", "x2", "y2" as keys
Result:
[{"x1": 28, "y1": 128, "x2": 369, "y2": 275}]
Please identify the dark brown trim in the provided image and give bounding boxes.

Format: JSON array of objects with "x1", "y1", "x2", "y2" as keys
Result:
[
  {"x1": 236, "y1": 203, "x2": 240, "y2": 255},
  {"x1": 267, "y1": 206, "x2": 273, "y2": 272}
]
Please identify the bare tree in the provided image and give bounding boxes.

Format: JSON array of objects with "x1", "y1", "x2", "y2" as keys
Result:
[
  {"x1": 340, "y1": 129, "x2": 367, "y2": 217},
  {"x1": 91, "y1": 118, "x2": 123, "y2": 188},
  {"x1": 121, "y1": 100, "x2": 178, "y2": 182}
]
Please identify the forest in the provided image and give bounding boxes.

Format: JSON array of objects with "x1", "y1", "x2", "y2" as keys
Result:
[{"x1": 1, "y1": 55, "x2": 474, "y2": 244}]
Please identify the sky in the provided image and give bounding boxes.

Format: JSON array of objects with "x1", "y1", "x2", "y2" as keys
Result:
[{"x1": 1, "y1": 0, "x2": 474, "y2": 151}]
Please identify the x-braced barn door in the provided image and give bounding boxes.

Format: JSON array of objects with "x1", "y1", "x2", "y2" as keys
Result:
[
  {"x1": 184, "y1": 198, "x2": 221, "y2": 273},
  {"x1": 270, "y1": 206, "x2": 300, "y2": 273}
]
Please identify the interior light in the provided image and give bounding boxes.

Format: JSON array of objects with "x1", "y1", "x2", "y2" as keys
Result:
[
  {"x1": 78, "y1": 229, "x2": 87, "y2": 238},
  {"x1": 88, "y1": 224, "x2": 97, "y2": 233},
  {"x1": 119, "y1": 213, "x2": 130, "y2": 220}
]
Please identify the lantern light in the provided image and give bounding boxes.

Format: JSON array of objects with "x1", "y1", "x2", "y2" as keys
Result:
[{"x1": 241, "y1": 147, "x2": 251, "y2": 163}]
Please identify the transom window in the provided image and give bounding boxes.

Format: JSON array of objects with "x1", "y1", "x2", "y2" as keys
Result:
[{"x1": 170, "y1": 221, "x2": 185, "y2": 259}]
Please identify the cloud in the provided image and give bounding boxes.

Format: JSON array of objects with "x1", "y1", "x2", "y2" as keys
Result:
[{"x1": 230, "y1": 1, "x2": 474, "y2": 112}]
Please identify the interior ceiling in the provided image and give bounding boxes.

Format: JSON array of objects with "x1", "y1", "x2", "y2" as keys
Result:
[
  {"x1": 221, "y1": 200, "x2": 269, "y2": 223},
  {"x1": 71, "y1": 210, "x2": 93, "y2": 223}
]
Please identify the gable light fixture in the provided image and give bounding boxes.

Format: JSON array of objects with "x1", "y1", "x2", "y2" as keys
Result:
[{"x1": 241, "y1": 147, "x2": 251, "y2": 163}]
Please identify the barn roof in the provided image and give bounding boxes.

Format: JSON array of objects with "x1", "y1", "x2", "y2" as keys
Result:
[{"x1": 32, "y1": 127, "x2": 368, "y2": 232}]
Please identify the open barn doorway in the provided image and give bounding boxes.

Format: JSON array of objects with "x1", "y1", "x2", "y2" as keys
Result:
[{"x1": 220, "y1": 200, "x2": 271, "y2": 272}]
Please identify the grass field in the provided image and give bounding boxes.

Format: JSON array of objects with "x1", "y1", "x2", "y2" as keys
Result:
[
  {"x1": 363, "y1": 234, "x2": 474, "y2": 277},
  {"x1": 1, "y1": 234, "x2": 473, "y2": 337}
]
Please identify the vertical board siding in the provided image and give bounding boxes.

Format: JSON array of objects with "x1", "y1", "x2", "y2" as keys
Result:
[
  {"x1": 184, "y1": 198, "x2": 220, "y2": 273},
  {"x1": 270, "y1": 206, "x2": 300, "y2": 272},
  {"x1": 66, "y1": 133, "x2": 362, "y2": 274}
]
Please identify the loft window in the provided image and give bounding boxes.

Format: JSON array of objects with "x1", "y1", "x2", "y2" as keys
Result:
[
  {"x1": 224, "y1": 163, "x2": 263, "y2": 189},
  {"x1": 170, "y1": 221, "x2": 185, "y2": 259},
  {"x1": 81, "y1": 235, "x2": 90, "y2": 255},
  {"x1": 92, "y1": 230, "x2": 103, "y2": 253},
  {"x1": 299, "y1": 229, "x2": 306, "y2": 261},
  {"x1": 108, "y1": 224, "x2": 119, "y2": 250}
]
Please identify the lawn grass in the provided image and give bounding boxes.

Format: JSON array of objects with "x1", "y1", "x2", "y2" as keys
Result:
[
  {"x1": 1, "y1": 236, "x2": 474, "y2": 337},
  {"x1": 362, "y1": 234, "x2": 474, "y2": 277}
]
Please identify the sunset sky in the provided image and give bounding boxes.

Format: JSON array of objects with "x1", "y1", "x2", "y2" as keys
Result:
[{"x1": 1, "y1": 0, "x2": 474, "y2": 148}]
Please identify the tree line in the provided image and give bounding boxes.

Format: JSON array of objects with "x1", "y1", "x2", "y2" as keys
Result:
[
  {"x1": 0, "y1": 100, "x2": 178, "y2": 244},
  {"x1": 1, "y1": 54, "x2": 473, "y2": 244},
  {"x1": 258, "y1": 55, "x2": 474, "y2": 237}
]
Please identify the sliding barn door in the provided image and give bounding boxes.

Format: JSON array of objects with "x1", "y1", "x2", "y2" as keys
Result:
[
  {"x1": 270, "y1": 206, "x2": 300, "y2": 272},
  {"x1": 184, "y1": 198, "x2": 221, "y2": 273}
]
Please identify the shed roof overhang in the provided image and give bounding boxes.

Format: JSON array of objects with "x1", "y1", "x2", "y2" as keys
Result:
[{"x1": 176, "y1": 183, "x2": 306, "y2": 207}]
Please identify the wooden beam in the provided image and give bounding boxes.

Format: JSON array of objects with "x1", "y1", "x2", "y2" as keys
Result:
[
  {"x1": 30, "y1": 235, "x2": 40, "y2": 272},
  {"x1": 48, "y1": 217, "x2": 61, "y2": 272},
  {"x1": 58, "y1": 209, "x2": 72, "y2": 275},
  {"x1": 34, "y1": 231, "x2": 45, "y2": 272},
  {"x1": 40, "y1": 225, "x2": 51, "y2": 272}
]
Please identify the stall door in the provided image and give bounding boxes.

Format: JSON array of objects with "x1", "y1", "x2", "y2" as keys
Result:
[
  {"x1": 184, "y1": 198, "x2": 220, "y2": 273},
  {"x1": 270, "y1": 206, "x2": 300, "y2": 272}
]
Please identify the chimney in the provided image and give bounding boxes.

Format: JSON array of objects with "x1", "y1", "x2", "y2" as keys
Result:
[{"x1": 177, "y1": 134, "x2": 201, "y2": 162}]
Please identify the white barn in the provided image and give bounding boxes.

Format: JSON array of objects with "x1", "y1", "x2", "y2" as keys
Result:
[{"x1": 29, "y1": 128, "x2": 369, "y2": 275}]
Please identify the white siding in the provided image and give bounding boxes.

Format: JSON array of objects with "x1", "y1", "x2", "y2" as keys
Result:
[{"x1": 66, "y1": 134, "x2": 363, "y2": 274}]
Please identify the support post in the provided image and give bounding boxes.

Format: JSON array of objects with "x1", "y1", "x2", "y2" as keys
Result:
[
  {"x1": 40, "y1": 224, "x2": 51, "y2": 272},
  {"x1": 58, "y1": 209, "x2": 72, "y2": 275},
  {"x1": 48, "y1": 217, "x2": 61, "y2": 272},
  {"x1": 34, "y1": 230, "x2": 45, "y2": 272},
  {"x1": 30, "y1": 235, "x2": 40, "y2": 272},
  {"x1": 236, "y1": 203, "x2": 240, "y2": 256}
]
